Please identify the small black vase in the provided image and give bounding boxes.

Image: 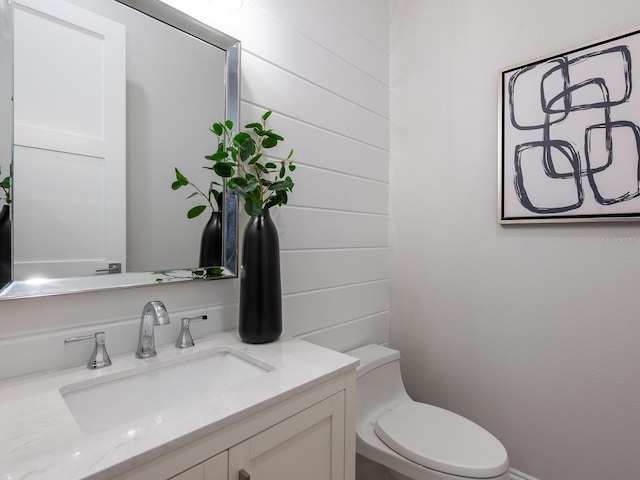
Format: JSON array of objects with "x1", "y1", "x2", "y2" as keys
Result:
[
  {"x1": 0, "y1": 205, "x2": 11, "y2": 288},
  {"x1": 239, "y1": 208, "x2": 282, "y2": 343},
  {"x1": 199, "y1": 211, "x2": 222, "y2": 267}
]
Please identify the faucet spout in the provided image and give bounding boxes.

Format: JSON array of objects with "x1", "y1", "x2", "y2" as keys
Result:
[{"x1": 136, "y1": 301, "x2": 170, "y2": 359}]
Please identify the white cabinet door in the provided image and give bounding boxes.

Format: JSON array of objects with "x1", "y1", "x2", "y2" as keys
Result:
[
  {"x1": 228, "y1": 392, "x2": 346, "y2": 480},
  {"x1": 171, "y1": 451, "x2": 228, "y2": 480},
  {"x1": 13, "y1": 0, "x2": 126, "y2": 279}
]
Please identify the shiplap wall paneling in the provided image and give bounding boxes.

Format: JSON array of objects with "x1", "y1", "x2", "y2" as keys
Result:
[
  {"x1": 243, "y1": 103, "x2": 387, "y2": 182},
  {"x1": 0, "y1": 0, "x2": 390, "y2": 380},
  {"x1": 283, "y1": 280, "x2": 389, "y2": 337},
  {"x1": 281, "y1": 248, "x2": 388, "y2": 294},
  {"x1": 241, "y1": 54, "x2": 387, "y2": 148},
  {"x1": 236, "y1": 0, "x2": 390, "y2": 352},
  {"x1": 299, "y1": 312, "x2": 389, "y2": 353},
  {"x1": 245, "y1": 0, "x2": 389, "y2": 102}
]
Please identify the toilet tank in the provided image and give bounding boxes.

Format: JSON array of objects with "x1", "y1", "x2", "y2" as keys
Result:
[{"x1": 346, "y1": 344, "x2": 412, "y2": 421}]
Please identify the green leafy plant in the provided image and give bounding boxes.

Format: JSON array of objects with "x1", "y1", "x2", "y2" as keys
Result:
[
  {"x1": 207, "y1": 110, "x2": 295, "y2": 217},
  {"x1": 171, "y1": 170, "x2": 222, "y2": 219},
  {"x1": 171, "y1": 134, "x2": 224, "y2": 219},
  {"x1": 0, "y1": 166, "x2": 10, "y2": 205}
]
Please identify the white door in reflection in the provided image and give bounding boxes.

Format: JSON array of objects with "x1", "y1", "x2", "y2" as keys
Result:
[{"x1": 12, "y1": 0, "x2": 126, "y2": 280}]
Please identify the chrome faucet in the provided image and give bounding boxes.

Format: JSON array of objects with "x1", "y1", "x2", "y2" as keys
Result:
[
  {"x1": 64, "y1": 331, "x2": 112, "y2": 369},
  {"x1": 175, "y1": 315, "x2": 208, "y2": 349},
  {"x1": 136, "y1": 301, "x2": 170, "y2": 358}
]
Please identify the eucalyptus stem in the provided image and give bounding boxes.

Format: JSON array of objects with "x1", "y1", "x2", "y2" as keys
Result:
[{"x1": 189, "y1": 180, "x2": 216, "y2": 211}]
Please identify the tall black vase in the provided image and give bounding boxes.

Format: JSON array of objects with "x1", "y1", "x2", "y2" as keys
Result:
[
  {"x1": 0, "y1": 205, "x2": 11, "y2": 289},
  {"x1": 199, "y1": 211, "x2": 222, "y2": 267},
  {"x1": 239, "y1": 208, "x2": 282, "y2": 344}
]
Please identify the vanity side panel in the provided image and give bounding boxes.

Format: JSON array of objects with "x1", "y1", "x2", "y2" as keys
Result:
[{"x1": 344, "y1": 369, "x2": 356, "y2": 480}]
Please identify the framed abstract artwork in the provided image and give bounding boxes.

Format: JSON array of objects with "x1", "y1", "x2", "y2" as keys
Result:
[{"x1": 499, "y1": 27, "x2": 640, "y2": 223}]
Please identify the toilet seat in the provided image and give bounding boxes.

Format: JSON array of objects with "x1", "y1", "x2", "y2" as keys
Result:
[{"x1": 373, "y1": 401, "x2": 509, "y2": 479}]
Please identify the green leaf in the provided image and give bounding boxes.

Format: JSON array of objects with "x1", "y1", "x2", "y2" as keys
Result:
[
  {"x1": 233, "y1": 132, "x2": 251, "y2": 146},
  {"x1": 227, "y1": 178, "x2": 243, "y2": 197},
  {"x1": 269, "y1": 178, "x2": 294, "y2": 191},
  {"x1": 265, "y1": 190, "x2": 288, "y2": 209},
  {"x1": 224, "y1": 119, "x2": 234, "y2": 130},
  {"x1": 171, "y1": 180, "x2": 182, "y2": 190},
  {"x1": 211, "y1": 122, "x2": 224, "y2": 136},
  {"x1": 174, "y1": 168, "x2": 189, "y2": 185},
  {"x1": 262, "y1": 110, "x2": 272, "y2": 121},
  {"x1": 248, "y1": 153, "x2": 263, "y2": 165},
  {"x1": 289, "y1": 164, "x2": 296, "y2": 171},
  {"x1": 279, "y1": 165, "x2": 286, "y2": 177},
  {"x1": 207, "y1": 267, "x2": 224, "y2": 277},
  {"x1": 262, "y1": 136, "x2": 278, "y2": 149},
  {"x1": 213, "y1": 162, "x2": 235, "y2": 177},
  {"x1": 234, "y1": 134, "x2": 255, "y2": 162},
  {"x1": 286, "y1": 149, "x2": 294, "y2": 160},
  {"x1": 239, "y1": 141, "x2": 256, "y2": 162},
  {"x1": 265, "y1": 162, "x2": 277, "y2": 169},
  {"x1": 246, "y1": 123, "x2": 265, "y2": 136},
  {"x1": 227, "y1": 176, "x2": 246, "y2": 188},
  {"x1": 244, "y1": 198, "x2": 263, "y2": 217},
  {"x1": 204, "y1": 150, "x2": 228, "y2": 162},
  {"x1": 228, "y1": 176, "x2": 258, "y2": 196},
  {"x1": 212, "y1": 189, "x2": 222, "y2": 210},
  {"x1": 187, "y1": 205, "x2": 207, "y2": 218},
  {"x1": 254, "y1": 163, "x2": 269, "y2": 174}
]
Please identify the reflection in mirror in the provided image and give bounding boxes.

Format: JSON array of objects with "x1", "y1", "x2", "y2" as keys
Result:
[
  {"x1": 0, "y1": 0, "x2": 11, "y2": 290},
  {"x1": 0, "y1": 0, "x2": 240, "y2": 298}
]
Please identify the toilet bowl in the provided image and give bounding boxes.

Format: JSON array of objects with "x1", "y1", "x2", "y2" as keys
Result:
[{"x1": 346, "y1": 344, "x2": 509, "y2": 480}]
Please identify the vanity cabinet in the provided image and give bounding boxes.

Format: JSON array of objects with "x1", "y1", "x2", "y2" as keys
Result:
[
  {"x1": 228, "y1": 392, "x2": 346, "y2": 480},
  {"x1": 115, "y1": 372, "x2": 355, "y2": 480},
  {"x1": 170, "y1": 452, "x2": 228, "y2": 480}
]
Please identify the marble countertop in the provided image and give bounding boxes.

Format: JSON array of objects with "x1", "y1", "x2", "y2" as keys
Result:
[{"x1": 0, "y1": 331, "x2": 358, "y2": 480}]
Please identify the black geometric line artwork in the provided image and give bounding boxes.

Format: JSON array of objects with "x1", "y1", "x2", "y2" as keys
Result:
[{"x1": 500, "y1": 30, "x2": 640, "y2": 223}]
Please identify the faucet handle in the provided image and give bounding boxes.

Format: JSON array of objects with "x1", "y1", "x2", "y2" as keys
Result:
[
  {"x1": 64, "y1": 331, "x2": 112, "y2": 369},
  {"x1": 175, "y1": 315, "x2": 208, "y2": 349}
]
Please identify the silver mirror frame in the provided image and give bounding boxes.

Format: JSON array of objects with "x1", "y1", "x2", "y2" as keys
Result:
[{"x1": 0, "y1": 0, "x2": 240, "y2": 299}]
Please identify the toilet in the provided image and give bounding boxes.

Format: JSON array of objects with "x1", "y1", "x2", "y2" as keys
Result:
[{"x1": 346, "y1": 344, "x2": 509, "y2": 480}]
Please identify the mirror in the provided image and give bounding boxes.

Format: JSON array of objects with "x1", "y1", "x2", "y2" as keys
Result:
[{"x1": 0, "y1": 0, "x2": 240, "y2": 299}]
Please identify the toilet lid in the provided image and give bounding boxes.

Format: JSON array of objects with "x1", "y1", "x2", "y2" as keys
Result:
[{"x1": 373, "y1": 402, "x2": 508, "y2": 478}]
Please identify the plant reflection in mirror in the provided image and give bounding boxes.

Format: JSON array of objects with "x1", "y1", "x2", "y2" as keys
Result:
[
  {"x1": 171, "y1": 172, "x2": 222, "y2": 219},
  {"x1": 153, "y1": 266, "x2": 224, "y2": 283},
  {"x1": 0, "y1": 166, "x2": 10, "y2": 205}
]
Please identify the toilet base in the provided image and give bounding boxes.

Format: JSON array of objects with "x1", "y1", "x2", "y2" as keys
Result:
[
  {"x1": 356, "y1": 453, "x2": 416, "y2": 480},
  {"x1": 356, "y1": 453, "x2": 510, "y2": 480},
  {"x1": 357, "y1": 453, "x2": 399, "y2": 480}
]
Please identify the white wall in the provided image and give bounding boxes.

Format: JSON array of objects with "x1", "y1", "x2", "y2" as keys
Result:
[
  {"x1": 0, "y1": 0, "x2": 390, "y2": 380},
  {"x1": 390, "y1": 1, "x2": 640, "y2": 479}
]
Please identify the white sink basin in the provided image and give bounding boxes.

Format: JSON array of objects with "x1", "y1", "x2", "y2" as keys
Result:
[{"x1": 60, "y1": 347, "x2": 273, "y2": 433}]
